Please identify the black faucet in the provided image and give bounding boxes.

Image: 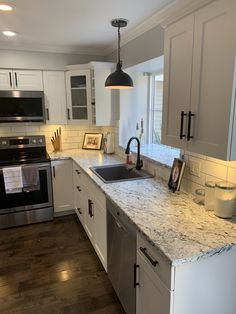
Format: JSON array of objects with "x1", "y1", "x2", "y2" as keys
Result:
[{"x1": 125, "y1": 137, "x2": 143, "y2": 170}]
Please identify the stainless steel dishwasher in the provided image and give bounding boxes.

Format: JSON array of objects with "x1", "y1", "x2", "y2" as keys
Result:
[{"x1": 107, "y1": 198, "x2": 137, "y2": 314}]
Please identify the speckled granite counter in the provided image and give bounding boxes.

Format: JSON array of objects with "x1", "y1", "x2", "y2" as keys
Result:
[{"x1": 50, "y1": 149, "x2": 236, "y2": 267}]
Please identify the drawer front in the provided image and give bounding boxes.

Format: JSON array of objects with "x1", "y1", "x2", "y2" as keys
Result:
[
  {"x1": 73, "y1": 162, "x2": 106, "y2": 208},
  {"x1": 137, "y1": 233, "x2": 173, "y2": 290},
  {"x1": 73, "y1": 162, "x2": 82, "y2": 181},
  {"x1": 75, "y1": 207, "x2": 84, "y2": 225}
]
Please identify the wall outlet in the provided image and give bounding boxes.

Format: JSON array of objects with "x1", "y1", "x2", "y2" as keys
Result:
[{"x1": 189, "y1": 159, "x2": 201, "y2": 177}]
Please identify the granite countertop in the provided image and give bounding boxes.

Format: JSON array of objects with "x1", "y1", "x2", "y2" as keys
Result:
[{"x1": 50, "y1": 149, "x2": 236, "y2": 267}]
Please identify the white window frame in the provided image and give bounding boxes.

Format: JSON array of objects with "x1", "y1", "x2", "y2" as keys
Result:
[{"x1": 147, "y1": 72, "x2": 163, "y2": 144}]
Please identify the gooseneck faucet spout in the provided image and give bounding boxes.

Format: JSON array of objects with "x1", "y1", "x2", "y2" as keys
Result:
[{"x1": 125, "y1": 137, "x2": 143, "y2": 170}]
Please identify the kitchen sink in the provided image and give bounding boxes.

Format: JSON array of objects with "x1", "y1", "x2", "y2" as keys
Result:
[{"x1": 90, "y1": 164, "x2": 153, "y2": 183}]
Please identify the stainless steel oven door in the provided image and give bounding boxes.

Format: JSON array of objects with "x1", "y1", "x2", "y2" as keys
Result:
[{"x1": 0, "y1": 162, "x2": 53, "y2": 214}]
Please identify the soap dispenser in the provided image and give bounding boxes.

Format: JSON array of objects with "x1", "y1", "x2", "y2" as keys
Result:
[{"x1": 104, "y1": 132, "x2": 114, "y2": 154}]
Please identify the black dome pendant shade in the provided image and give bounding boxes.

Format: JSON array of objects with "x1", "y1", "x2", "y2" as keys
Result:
[{"x1": 105, "y1": 18, "x2": 133, "y2": 89}]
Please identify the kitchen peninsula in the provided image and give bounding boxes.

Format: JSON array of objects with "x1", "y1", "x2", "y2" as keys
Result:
[{"x1": 50, "y1": 149, "x2": 236, "y2": 314}]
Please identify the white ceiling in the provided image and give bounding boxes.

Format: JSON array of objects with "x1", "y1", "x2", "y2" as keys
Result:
[
  {"x1": 0, "y1": 0, "x2": 174, "y2": 55},
  {"x1": 0, "y1": 0, "x2": 213, "y2": 56}
]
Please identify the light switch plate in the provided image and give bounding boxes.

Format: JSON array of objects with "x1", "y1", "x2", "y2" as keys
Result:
[{"x1": 189, "y1": 159, "x2": 201, "y2": 177}]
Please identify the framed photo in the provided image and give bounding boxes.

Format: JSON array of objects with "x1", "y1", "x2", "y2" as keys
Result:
[
  {"x1": 82, "y1": 133, "x2": 103, "y2": 150},
  {"x1": 168, "y1": 158, "x2": 186, "y2": 192}
]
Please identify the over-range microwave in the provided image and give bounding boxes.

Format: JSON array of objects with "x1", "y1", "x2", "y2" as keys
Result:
[{"x1": 0, "y1": 91, "x2": 46, "y2": 123}]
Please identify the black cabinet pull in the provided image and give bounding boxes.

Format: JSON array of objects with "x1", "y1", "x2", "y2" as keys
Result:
[
  {"x1": 46, "y1": 108, "x2": 50, "y2": 120},
  {"x1": 14, "y1": 72, "x2": 18, "y2": 87},
  {"x1": 9, "y1": 72, "x2": 12, "y2": 87},
  {"x1": 76, "y1": 207, "x2": 82, "y2": 215},
  {"x1": 52, "y1": 166, "x2": 55, "y2": 178},
  {"x1": 67, "y1": 108, "x2": 70, "y2": 120},
  {"x1": 88, "y1": 199, "x2": 94, "y2": 217},
  {"x1": 180, "y1": 111, "x2": 187, "y2": 139},
  {"x1": 75, "y1": 169, "x2": 81, "y2": 175},
  {"x1": 133, "y1": 263, "x2": 139, "y2": 288},
  {"x1": 187, "y1": 111, "x2": 195, "y2": 141},
  {"x1": 140, "y1": 247, "x2": 158, "y2": 267},
  {"x1": 76, "y1": 186, "x2": 82, "y2": 192}
]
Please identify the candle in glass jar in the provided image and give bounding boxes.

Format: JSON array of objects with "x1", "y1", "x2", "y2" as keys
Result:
[{"x1": 214, "y1": 182, "x2": 236, "y2": 219}]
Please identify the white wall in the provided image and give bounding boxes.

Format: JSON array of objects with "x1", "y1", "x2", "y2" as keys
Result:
[
  {"x1": 119, "y1": 71, "x2": 148, "y2": 147},
  {"x1": 0, "y1": 49, "x2": 105, "y2": 70},
  {"x1": 106, "y1": 25, "x2": 164, "y2": 68}
]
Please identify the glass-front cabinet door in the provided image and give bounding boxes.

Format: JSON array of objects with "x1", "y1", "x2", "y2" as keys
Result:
[{"x1": 66, "y1": 70, "x2": 92, "y2": 124}]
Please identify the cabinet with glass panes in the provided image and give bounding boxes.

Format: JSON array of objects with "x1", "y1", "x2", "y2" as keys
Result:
[
  {"x1": 66, "y1": 62, "x2": 116, "y2": 126},
  {"x1": 66, "y1": 69, "x2": 92, "y2": 124}
]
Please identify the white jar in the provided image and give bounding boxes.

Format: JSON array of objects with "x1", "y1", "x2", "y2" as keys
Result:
[
  {"x1": 214, "y1": 182, "x2": 236, "y2": 219},
  {"x1": 205, "y1": 181, "x2": 215, "y2": 211}
]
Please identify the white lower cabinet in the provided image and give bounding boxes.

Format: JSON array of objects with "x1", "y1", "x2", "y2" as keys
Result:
[
  {"x1": 74, "y1": 183, "x2": 85, "y2": 227},
  {"x1": 136, "y1": 233, "x2": 173, "y2": 314},
  {"x1": 137, "y1": 253, "x2": 171, "y2": 314},
  {"x1": 83, "y1": 193, "x2": 95, "y2": 243},
  {"x1": 51, "y1": 159, "x2": 74, "y2": 215},
  {"x1": 137, "y1": 232, "x2": 236, "y2": 314},
  {"x1": 73, "y1": 161, "x2": 107, "y2": 270}
]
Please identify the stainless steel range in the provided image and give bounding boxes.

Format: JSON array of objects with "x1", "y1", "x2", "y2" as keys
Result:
[{"x1": 0, "y1": 135, "x2": 53, "y2": 229}]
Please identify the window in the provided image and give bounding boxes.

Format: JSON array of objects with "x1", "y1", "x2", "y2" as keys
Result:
[
  {"x1": 118, "y1": 56, "x2": 180, "y2": 167},
  {"x1": 148, "y1": 73, "x2": 163, "y2": 144}
]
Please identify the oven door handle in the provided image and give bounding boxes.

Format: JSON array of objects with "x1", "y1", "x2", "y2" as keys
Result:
[
  {"x1": 0, "y1": 163, "x2": 51, "y2": 173},
  {"x1": 23, "y1": 188, "x2": 31, "y2": 193}
]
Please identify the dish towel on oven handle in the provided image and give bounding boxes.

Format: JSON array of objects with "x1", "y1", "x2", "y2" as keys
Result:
[
  {"x1": 22, "y1": 166, "x2": 40, "y2": 192},
  {"x1": 3, "y1": 166, "x2": 23, "y2": 194}
]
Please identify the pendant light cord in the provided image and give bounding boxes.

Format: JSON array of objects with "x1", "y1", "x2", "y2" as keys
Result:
[
  {"x1": 117, "y1": 25, "x2": 121, "y2": 67},
  {"x1": 118, "y1": 26, "x2": 120, "y2": 62}
]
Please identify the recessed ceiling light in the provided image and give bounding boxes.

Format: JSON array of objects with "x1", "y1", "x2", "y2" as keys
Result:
[
  {"x1": 0, "y1": 3, "x2": 14, "y2": 11},
  {"x1": 2, "y1": 30, "x2": 16, "y2": 37}
]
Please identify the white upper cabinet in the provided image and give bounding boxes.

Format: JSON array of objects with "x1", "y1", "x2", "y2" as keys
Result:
[
  {"x1": 188, "y1": 0, "x2": 236, "y2": 159},
  {"x1": 43, "y1": 71, "x2": 67, "y2": 125},
  {"x1": 13, "y1": 70, "x2": 43, "y2": 90},
  {"x1": 66, "y1": 69, "x2": 92, "y2": 125},
  {"x1": 162, "y1": 0, "x2": 236, "y2": 160},
  {"x1": 162, "y1": 14, "x2": 194, "y2": 150},
  {"x1": 0, "y1": 69, "x2": 43, "y2": 91},
  {"x1": 66, "y1": 62, "x2": 115, "y2": 126},
  {"x1": 90, "y1": 62, "x2": 116, "y2": 126},
  {"x1": 0, "y1": 69, "x2": 12, "y2": 90}
]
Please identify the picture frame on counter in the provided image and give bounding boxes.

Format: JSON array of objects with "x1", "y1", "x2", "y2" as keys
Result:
[
  {"x1": 82, "y1": 133, "x2": 103, "y2": 150},
  {"x1": 168, "y1": 158, "x2": 186, "y2": 192}
]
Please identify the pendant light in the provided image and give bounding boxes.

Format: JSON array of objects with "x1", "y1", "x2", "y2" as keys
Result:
[{"x1": 105, "y1": 18, "x2": 133, "y2": 89}]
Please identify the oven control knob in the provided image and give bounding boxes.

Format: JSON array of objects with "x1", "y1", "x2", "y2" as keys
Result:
[
  {"x1": 38, "y1": 138, "x2": 43, "y2": 144},
  {"x1": 1, "y1": 141, "x2": 7, "y2": 145},
  {"x1": 32, "y1": 139, "x2": 37, "y2": 144}
]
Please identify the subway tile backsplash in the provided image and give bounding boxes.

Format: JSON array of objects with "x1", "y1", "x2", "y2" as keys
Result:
[
  {"x1": 182, "y1": 150, "x2": 236, "y2": 197},
  {"x1": 0, "y1": 124, "x2": 103, "y2": 152},
  {"x1": 1, "y1": 122, "x2": 235, "y2": 201}
]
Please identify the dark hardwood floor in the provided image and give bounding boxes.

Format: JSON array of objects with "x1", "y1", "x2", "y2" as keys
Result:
[{"x1": 0, "y1": 214, "x2": 125, "y2": 314}]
